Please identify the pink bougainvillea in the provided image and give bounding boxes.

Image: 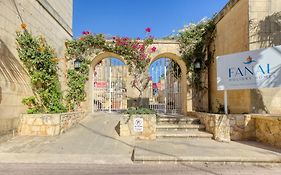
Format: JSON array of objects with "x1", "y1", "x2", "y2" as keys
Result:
[
  {"x1": 68, "y1": 28, "x2": 157, "y2": 98},
  {"x1": 82, "y1": 31, "x2": 90, "y2": 35},
  {"x1": 151, "y1": 46, "x2": 157, "y2": 52},
  {"x1": 145, "y1": 27, "x2": 151, "y2": 33}
]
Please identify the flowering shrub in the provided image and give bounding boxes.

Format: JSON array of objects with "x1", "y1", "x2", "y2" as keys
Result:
[
  {"x1": 65, "y1": 28, "x2": 156, "y2": 110},
  {"x1": 16, "y1": 24, "x2": 66, "y2": 113},
  {"x1": 177, "y1": 18, "x2": 215, "y2": 90}
]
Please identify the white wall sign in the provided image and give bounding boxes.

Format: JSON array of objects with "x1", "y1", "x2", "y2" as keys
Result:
[
  {"x1": 217, "y1": 45, "x2": 281, "y2": 90},
  {"x1": 133, "y1": 117, "x2": 143, "y2": 132}
]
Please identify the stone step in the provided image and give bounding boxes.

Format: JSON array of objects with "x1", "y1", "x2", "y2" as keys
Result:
[
  {"x1": 157, "y1": 114, "x2": 186, "y2": 118},
  {"x1": 157, "y1": 117, "x2": 200, "y2": 125},
  {"x1": 156, "y1": 130, "x2": 213, "y2": 139},
  {"x1": 156, "y1": 124, "x2": 205, "y2": 131}
]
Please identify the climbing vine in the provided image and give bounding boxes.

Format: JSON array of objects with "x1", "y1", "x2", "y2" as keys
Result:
[
  {"x1": 177, "y1": 18, "x2": 216, "y2": 90},
  {"x1": 16, "y1": 24, "x2": 66, "y2": 113},
  {"x1": 65, "y1": 59, "x2": 91, "y2": 111},
  {"x1": 65, "y1": 29, "x2": 156, "y2": 110}
]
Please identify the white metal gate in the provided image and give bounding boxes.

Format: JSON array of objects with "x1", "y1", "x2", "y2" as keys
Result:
[
  {"x1": 92, "y1": 58, "x2": 127, "y2": 112},
  {"x1": 148, "y1": 58, "x2": 182, "y2": 114}
]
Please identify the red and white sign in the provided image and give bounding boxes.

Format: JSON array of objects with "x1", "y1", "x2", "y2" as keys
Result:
[
  {"x1": 94, "y1": 81, "x2": 107, "y2": 88},
  {"x1": 152, "y1": 83, "x2": 161, "y2": 89}
]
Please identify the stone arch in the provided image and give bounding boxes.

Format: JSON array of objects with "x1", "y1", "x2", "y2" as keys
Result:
[
  {"x1": 150, "y1": 52, "x2": 191, "y2": 114},
  {"x1": 83, "y1": 48, "x2": 191, "y2": 114},
  {"x1": 85, "y1": 52, "x2": 126, "y2": 112},
  {"x1": 90, "y1": 52, "x2": 126, "y2": 68}
]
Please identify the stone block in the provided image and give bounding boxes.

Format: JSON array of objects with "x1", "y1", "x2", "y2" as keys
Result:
[
  {"x1": 26, "y1": 118, "x2": 35, "y2": 125},
  {"x1": 235, "y1": 115, "x2": 245, "y2": 126},
  {"x1": 119, "y1": 114, "x2": 156, "y2": 140},
  {"x1": 31, "y1": 126, "x2": 41, "y2": 132},
  {"x1": 46, "y1": 126, "x2": 55, "y2": 136},
  {"x1": 209, "y1": 120, "x2": 215, "y2": 127},
  {"x1": 42, "y1": 115, "x2": 60, "y2": 125},
  {"x1": 254, "y1": 115, "x2": 281, "y2": 148},
  {"x1": 231, "y1": 131, "x2": 243, "y2": 141},
  {"x1": 18, "y1": 112, "x2": 84, "y2": 136},
  {"x1": 230, "y1": 118, "x2": 236, "y2": 126},
  {"x1": 33, "y1": 118, "x2": 43, "y2": 125},
  {"x1": 54, "y1": 125, "x2": 60, "y2": 135}
]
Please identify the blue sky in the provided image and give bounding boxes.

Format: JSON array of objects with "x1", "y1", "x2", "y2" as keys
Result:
[{"x1": 73, "y1": 0, "x2": 229, "y2": 39}]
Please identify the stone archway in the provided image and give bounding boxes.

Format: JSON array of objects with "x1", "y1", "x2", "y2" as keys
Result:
[
  {"x1": 150, "y1": 52, "x2": 190, "y2": 115},
  {"x1": 85, "y1": 52, "x2": 126, "y2": 113},
  {"x1": 83, "y1": 41, "x2": 192, "y2": 114}
]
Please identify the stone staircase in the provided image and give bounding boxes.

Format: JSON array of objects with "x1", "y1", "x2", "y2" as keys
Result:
[{"x1": 156, "y1": 114, "x2": 213, "y2": 139}]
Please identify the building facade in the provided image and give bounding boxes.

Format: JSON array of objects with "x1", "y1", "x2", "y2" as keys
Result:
[
  {"x1": 209, "y1": 0, "x2": 281, "y2": 114},
  {"x1": 0, "y1": 0, "x2": 73, "y2": 138}
]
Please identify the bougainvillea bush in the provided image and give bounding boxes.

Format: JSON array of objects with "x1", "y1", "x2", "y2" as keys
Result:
[
  {"x1": 16, "y1": 24, "x2": 66, "y2": 113},
  {"x1": 65, "y1": 28, "x2": 156, "y2": 110}
]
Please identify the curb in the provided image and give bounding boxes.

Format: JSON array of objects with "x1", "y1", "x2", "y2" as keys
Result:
[
  {"x1": 133, "y1": 154, "x2": 281, "y2": 164},
  {"x1": 0, "y1": 153, "x2": 133, "y2": 164}
]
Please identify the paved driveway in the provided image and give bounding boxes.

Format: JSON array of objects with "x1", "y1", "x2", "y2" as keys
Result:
[{"x1": 0, "y1": 113, "x2": 135, "y2": 164}]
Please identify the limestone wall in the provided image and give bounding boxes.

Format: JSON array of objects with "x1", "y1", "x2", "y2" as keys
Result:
[
  {"x1": 119, "y1": 114, "x2": 156, "y2": 140},
  {"x1": 18, "y1": 112, "x2": 85, "y2": 136},
  {"x1": 192, "y1": 112, "x2": 281, "y2": 148},
  {"x1": 229, "y1": 114, "x2": 256, "y2": 140},
  {"x1": 0, "y1": 0, "x2": 73, "y2": 137},
  {"x1": 254, "y1": 115, "x2": 281, "y2": 149},
  {"x1": 188, "y1": 112, "x2": 230, "y2": 142}
]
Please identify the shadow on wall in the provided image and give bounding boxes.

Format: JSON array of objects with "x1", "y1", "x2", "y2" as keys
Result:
[
  {"x1": 249, "y1": 12, "x2": 281, "y2": 114},
  {"x1": 250, "y1": 12, "x2": 281, "y2": 47},
  {"x1": 251, "y1": 90, "x2": 269, "y2": 114},
  {"x1": 0, "y1": 86, "x2": 2, "y2": 104},
  {"x1": 0, "y1": 39, "x2": 29, "y2": 92}
]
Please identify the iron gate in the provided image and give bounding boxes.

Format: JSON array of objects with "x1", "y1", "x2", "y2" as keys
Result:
[
  {"x1": 92, "y1": 57, "x2": 182, "y2": 114},
  {"x1": 92, "y1": 58, "x2": 127, "y2": 112},
  {"x1": 147, "y1": 58, "x2": 182, "y2": 114}
]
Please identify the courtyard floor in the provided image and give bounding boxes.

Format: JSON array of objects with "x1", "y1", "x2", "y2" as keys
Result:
[{"x1": 0, "y1": 113, "x2": 280, "y2": 165}]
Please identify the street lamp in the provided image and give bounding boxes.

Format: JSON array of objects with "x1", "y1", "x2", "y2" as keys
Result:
[
  {"x1": 74, "y1": 58, "x2": 81, "y2": 70},
  {"x1": 194, "y1": 61, "x2": 201, "y2": 69}
]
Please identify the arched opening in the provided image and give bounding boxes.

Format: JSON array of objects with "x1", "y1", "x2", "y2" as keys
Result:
[
  {"x1": 147, "y1": 58, "x2": 182, "y2": 114},
  {"x1": 150, "y1": 53, "x2": 189, "y2": 114},
  {"x1": 87, "y1": 52, "x2": 189, "y2": 114},
  {"x1": 90, "y1": 53, "x2": 127, "y2": 113}
]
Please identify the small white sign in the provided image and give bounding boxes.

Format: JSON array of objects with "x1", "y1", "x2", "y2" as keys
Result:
[
  {"x1": 134, "y1": 118, "x2": 143, "y2": 132},
  {"x1": 217, "y1": 45, "x2": 281, "y2": 90}
]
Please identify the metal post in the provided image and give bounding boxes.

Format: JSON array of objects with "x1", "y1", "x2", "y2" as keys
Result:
[
  {"x1": 92, "y1": 73, "x2": 94, "y2": 113},
  {"x1": 120, "y1": 66, "x2": 123, "y2": 110},
  {"x1": 164, "y1": 60, "x2": 167, "y2": 114},
  {"x1": 109, "y1": 59, "x2": 112, "y2": 113},
  {"x1": 224, "y1": 90, "x2": 228, "y2": 114}
]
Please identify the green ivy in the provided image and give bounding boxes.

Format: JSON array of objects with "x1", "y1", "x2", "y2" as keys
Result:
[
  {"x1": 65, "y1": 61, "x2": 90, "y2": 111},
  {"x1": 16, "y1": 29, "x2": 66, "y2": 113},
  {"x1": 177, "y1": 18, "x2": 216, "y2": 90}
]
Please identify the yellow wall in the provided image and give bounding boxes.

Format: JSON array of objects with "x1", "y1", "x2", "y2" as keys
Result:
[
  {"x1": 210, "y1": 0, "x2": 281, "y2": 114},
  {"x1": 248, "y1": 0, "x2": 281, "y2": 114},
  {"x1": 210, "y1": 0, "x2": 251, "y2": 113}
]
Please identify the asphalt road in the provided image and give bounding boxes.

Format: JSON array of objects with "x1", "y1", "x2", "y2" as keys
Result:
[{"x1": 0, "y1": 163, "x2": 280, "y2": 175}]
